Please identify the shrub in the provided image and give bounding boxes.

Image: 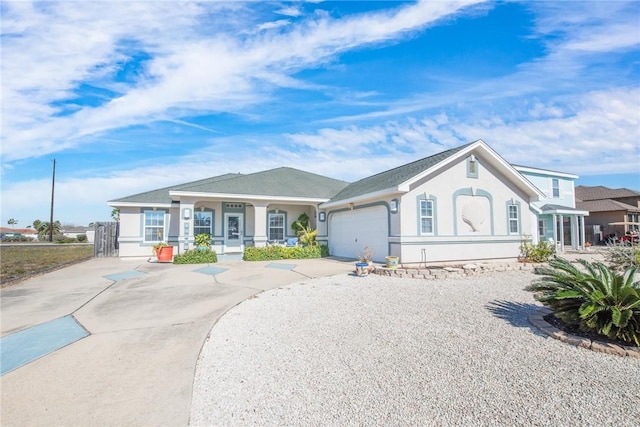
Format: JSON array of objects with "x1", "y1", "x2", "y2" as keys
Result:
[
  {"x1": 528, "y1": 257, "x2": 640, "y2": 346},
  {"x1": 604, "y1": 243, "x2": 640, "y2": 271},
  {"x1": 194, "y1": 233, "x2": 211, "y2": 248},
  {"x1": 77, "y1": 234, "x2": 88, "y2": 242},
  {"x1": 243, "y1": 244, "x2": 329, "y2": 261},
  {"x1": 173, "y1": 249, "x2": 218, "y2": 264},
  {"x1": 519, "y1": 236, "x2": 555, "y2": 263}
]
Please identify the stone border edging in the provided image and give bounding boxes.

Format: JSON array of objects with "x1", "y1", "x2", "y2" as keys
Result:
[
  {"x1": 528, "y1": 307, "x2": 640, "y2": 358},
  {"x1": 373, "y1": 261, "x2": 538, "y2": 279}
]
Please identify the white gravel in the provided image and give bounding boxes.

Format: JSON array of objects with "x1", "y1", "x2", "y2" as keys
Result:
[{"x1": 190, "y1": 270, "x2": 640, "y2": 426}]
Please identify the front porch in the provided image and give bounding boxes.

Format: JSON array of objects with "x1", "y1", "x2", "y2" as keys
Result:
[
  {"x1": 176, "y1": 199, "x2": 320, "y2": 255},
  {"x1": 538, "y1": 204, "x2": 589, "y2": 251}
]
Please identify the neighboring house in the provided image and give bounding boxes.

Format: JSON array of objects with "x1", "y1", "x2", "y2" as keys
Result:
[
  {"x1": 0, "y1": 227, "x2": 39, "y2": 240},
  {"x1": 109, "y1": 139, "x2": 588, "y2": 263},
  {"x1": 61, "y1": 226, "x2": 92, "y2": 240},
  {"x1": 575, "y1": 185, "x2": 640, "y2": 243},
  {"x1": 513, "y1": 166, "x2": 589, "y2": 252}
]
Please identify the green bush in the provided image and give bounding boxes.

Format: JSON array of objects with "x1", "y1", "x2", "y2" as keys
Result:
[
  {"x1": 528, "y1": 257, "x2": 640, "y2": 346},
  {"x1": 519, "y1": 237, "x2": 555, "y2": 263},
  {"x1": 243, "y1": 244, "x2": 329, "y2": 261},
  {"x1": 77, "y1": 234, "x2": 88, "y2": 242},
  {"x1": 604, "y1": 243, "x2": 640, "y2": 271},
  {"x1": 173, "y1": 249, "x2": 218, "y2": 264}
]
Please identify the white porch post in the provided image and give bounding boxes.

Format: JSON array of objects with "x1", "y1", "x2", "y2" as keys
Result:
[
  {"x1": 580, "y1": 215, "x2": 586, "y2": 249},
  {"x1": 559, "y1": 214, "x2": 565, "y2": 252},
  {"x1": 253, "y1": 203, "x2": 268, "y2": 247},
  {"x1": 179, "y1": 202, "x2": 195, "y2": 251},
  {"x1": 552, "y1": 214, "x2": 558, "y2": 250}
]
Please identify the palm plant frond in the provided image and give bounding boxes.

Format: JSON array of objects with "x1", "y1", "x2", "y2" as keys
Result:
[{"x1": 528, "y1": 257, "x2": 640, "y2": 346}]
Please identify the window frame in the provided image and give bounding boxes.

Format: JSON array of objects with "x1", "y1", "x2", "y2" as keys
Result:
[
  {"x1": 508, "y1": 204, "x2": 519, "y2": 234},
  {"x1": 194, "y1": 210, "x2": 213, "y2": 237},
  {"x1": 420, "y1": 199, "x2": 434, "y2": 235},
  {"x1": 268, "y1": 212, "x2": 285, "y2": 241},
  {"x1": 552, "y1": 178, "x2": 560, "y2": 198},
  {"x1": 538, "y1": 218, "x2": 547, "y2": 239},
  {"x1": 143, "y1": 210, "x2": 165, "y2": 243}
]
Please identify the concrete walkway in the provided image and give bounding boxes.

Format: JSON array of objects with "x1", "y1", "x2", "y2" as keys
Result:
[{"x1": 0, "y1": 256, "x2": 354, "y2": 426}]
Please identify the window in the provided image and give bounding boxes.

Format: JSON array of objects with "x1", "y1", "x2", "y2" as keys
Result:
[
  {"x1": 144, "y1": 211, "x2": 165, "y2": 242},
  {"x1": 194, "y1": 211, "x2": 212, "y2": 236},
  {"x1": 508, "y1": 204, "x2": 519, "y2": 234},
  {"x1": 268, "y1": 213, "x2": 285, "y2": 241},
  {"x1": 552, "y1": 178, "x2": 560, "y2": 198},
  {"x1": 420, "y1": 200, "x2": 434, "y2": 234},
  {"x1": 538, "y1": 219, "x2": 547, "y2": 238}
]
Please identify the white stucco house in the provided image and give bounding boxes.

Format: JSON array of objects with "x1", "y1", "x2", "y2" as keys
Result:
[{"x1": 108, "y1": 139, "x2": 588, "y2": 263}]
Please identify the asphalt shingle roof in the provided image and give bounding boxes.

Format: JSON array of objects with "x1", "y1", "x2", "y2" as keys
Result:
[
  {"x1": 575, "y1": 185, "x2": 640, "y2": 201},
  {"x1": 328, "y1": 142, "x2": 474, "y2": 202},
  {"x1": 576, "y1": 199, "x2": 640, "y2": 213},
  {"x1": 109, "y1": 168, "x2": 349, "y2": 204}
]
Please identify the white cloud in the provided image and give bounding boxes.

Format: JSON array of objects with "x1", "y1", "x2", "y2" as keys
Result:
[
  {"x1": 1, "y1": 0, "x2": 484, "y2": 164},
  {"x1": 276, "y1": 6, "x2": 302, "y2": 18}
]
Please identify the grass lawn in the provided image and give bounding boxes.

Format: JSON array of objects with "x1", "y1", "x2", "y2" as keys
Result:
[{"x1": 1, "y1": 244, "x2": 94, "y2": 286}]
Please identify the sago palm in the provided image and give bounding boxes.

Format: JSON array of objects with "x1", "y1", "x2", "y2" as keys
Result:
[{"x1": 529, "y1": 257, "x2": 640, "y2": 346}]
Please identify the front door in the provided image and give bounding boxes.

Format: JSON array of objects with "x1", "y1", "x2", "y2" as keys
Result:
[{"x1": 224, "y1": 213, "x2": 243, "y2": 253}]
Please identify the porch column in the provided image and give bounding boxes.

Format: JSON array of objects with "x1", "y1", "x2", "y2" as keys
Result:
[
  {"x1": 559, "y1": 214, "x2": 565, "y2": 252},
  {"x1": 570, "y1": 216, "x2": 578, "y2": 249},
  {"x1": 179, "y1": 202, "x2": 195, "y2": 251},
  {"x1": 552, "y1": 214, "x2": 558, "y2": 250},
  {"x1": 580, "y1": 215, "x2": 586, "y2": 249},
  {"x1": 253, "y1": 203, "x2": 268, "y2": 247}
]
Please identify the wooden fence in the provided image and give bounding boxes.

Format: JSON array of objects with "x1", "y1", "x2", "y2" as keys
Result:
[{"x1": 94, "y1": 222, "x2": 119, "y2": 257}]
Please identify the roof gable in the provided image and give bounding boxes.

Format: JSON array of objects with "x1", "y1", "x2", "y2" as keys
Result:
[
  {"x1": 326, "y1": 140, "x2": 544, "y2": 204},
  {"x1": 328, "y1": 142, "x2": 475, "y2": 202}
]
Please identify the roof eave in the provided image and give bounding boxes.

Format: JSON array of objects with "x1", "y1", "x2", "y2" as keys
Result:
[
  {"x1": 108, "y1": 201, "x2": 172, "y2": 209},
  {"x1": 169, "y1": 190, "x2": 330, "y2": 204},
  {"x1": 320, "y1": 187, "x2": 400, "y2": 209}
]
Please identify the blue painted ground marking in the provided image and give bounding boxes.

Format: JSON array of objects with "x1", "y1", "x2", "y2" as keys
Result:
[
  {"x1": 1, "y1": 315, "x2": 89, "y2": 376},
  {"x1": 267, "y1": 263, "x2": 297, "y2": 270},
  {"x1": 194, "y1": 266, "x2": 228, "y2": 276},
  {"x1": 103, "y1": 270, "x2": 146, "y2": 281},
  {"x1": 217, "y1": 254, "x2": 243, "y2": 261}
]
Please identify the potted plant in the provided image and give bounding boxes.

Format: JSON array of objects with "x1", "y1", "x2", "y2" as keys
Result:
[
  {"x1": 195, "y1": 233, "x2": 211, "y2": 251},
  {"x1": 153, "y1": 242, "x2": 173, "y2": 262},
  {"x1": 355, "y1": 246, "x2": 376, "y2": 276}
]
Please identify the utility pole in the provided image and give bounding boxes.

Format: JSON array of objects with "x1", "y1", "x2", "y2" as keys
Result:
[{"x1": 49, "y1": 159, "x2": 56, "y2": 242}]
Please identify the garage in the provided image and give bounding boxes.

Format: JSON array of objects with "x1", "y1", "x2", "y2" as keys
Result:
[{"x1": 328, "y1": 206, "x2": 388, "y2": 262}]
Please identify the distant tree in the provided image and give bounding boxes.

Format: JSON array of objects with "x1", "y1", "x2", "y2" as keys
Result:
[
  {"x1": 7, "y1": 218, "x2": 17, "y2": 228},
  {"x1": 37, "y1": 221, "x2": 62, "y2": 240},
  {"x1": 33, "y1": 219, "x2": 42, "y2": 230},
  {"x1": 111, "y1": 208, "x2": 120, "y2": 222}
]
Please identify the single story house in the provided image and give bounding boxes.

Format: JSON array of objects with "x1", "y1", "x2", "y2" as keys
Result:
[
  {"x1": 0, "y1": 227, "x2": 39, "y2": 240},
  {"x1": 108, "y1": 139, "x2": 588, "y2": 263}
]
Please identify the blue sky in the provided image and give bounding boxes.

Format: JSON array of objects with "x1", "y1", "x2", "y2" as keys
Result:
[{"x1": 1, "y1": 0, "x2": 639, "y2": 227}]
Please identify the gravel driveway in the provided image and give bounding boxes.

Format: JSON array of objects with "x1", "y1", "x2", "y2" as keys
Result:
[{"x1": 190, "y1": 269, "x2": 640, "y2": 426}]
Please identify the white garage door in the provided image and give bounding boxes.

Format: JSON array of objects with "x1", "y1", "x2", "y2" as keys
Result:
[{"x1": 329, "y1": 206, "x2": 388, "y2": 262}]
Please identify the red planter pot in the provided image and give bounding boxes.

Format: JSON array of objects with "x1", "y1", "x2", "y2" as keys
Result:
[{"x1": 156, "y1": 246, "x2": 174, "y2": 262}]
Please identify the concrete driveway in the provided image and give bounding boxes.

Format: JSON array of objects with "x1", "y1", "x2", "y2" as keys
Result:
[{"x1": 0, "y1": 256, "x2": 354, "y2": 426}]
